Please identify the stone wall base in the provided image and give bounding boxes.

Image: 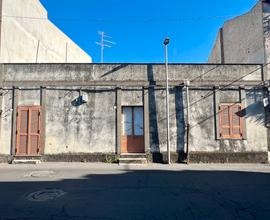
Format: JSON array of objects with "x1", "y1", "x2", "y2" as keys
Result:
[
  {"x1": 42, "y1": 153, "x2": 119, "y2": 163},
  {"x1": 150, "y1": 152, "x2": 186, "y2": 163},
  {"x1": 188, "y1": 152, "x2": 268, "y2": 164},
  {"x1": 0, "y1": 152, "x2": 268, "y2": 164},
  {"x1": 150, "y1": 152, "x2": 268, "y2": 164},
  {"x1": 0, "y1": 155, "x2": 13, "y2": 163}
]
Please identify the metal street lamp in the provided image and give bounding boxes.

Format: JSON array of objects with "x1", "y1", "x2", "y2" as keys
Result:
[{"x1": 164, "y1": 37, "x2": 170, "y2": 164}]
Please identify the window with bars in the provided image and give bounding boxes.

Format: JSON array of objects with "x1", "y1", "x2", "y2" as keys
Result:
[{"x1": 219, "y1": 103, "x2": 244, "y2": 139}]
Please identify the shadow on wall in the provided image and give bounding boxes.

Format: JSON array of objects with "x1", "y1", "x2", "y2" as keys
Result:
[
  {"x1": 238, "y1": 89, "x2": 267, "y2": 126},
  {"x1": 1, "y1": 169, "x2": 270, "y2": 219},
  {"x1": 188, "y1": 87, "x2": 267, "y2": 130},
  {"x1": 100, "y1": 64, "x2": 129, "y2": 78},
  {"x1": 147, "y1": 65, "x2": 186, "y2": 163},
  {"x1": 237, "y1": 102, "x2": 265, "y2": 125},
  {"x1": 175, "y1": 86, "x2": 185, "y2": 154},
  {"x1": 147, "y1": 65, "x2": 160, "y2": 162},
  {"x1": 188, "y1": 100, "x2": 266, "y2": 131}
]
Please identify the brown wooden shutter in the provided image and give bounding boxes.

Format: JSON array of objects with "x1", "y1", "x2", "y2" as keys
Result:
[
  {"x1": 219, "y1": 105, "x2": 230, "y2": 138},
  {"x1": 219, "y1": 103, "x2": 243, "y2": 139},
  {"x1": 29, "y1": 108, "x2": 41, "y2": 155},
  {"x1": 231, "y1": 104, "x2": 242, "y2": 139},
  {"x1": 16, "y1": 108, "x2": 29, "y2": 155}
]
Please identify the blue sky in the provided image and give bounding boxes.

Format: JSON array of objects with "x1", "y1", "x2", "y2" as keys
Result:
[{"x1": 40, "y1": 0, "x2": 258, "y2": 63}]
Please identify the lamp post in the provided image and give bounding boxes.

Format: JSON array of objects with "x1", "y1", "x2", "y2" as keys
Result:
[{"x1": 164, "y1": 37, "x2": 170, "y2": 164}]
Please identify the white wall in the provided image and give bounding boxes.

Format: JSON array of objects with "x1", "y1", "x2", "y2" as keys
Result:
[{"x1": 0, "y1": 0, "x2": 92, "y2": 63}]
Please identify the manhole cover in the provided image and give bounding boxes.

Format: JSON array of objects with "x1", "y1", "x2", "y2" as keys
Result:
[
  {"x1": 26, "y1": 189, "x2": 66, "y2": 202},
  {"x1": 24, "y1": 170, "x2": 55, "y2": 178}
]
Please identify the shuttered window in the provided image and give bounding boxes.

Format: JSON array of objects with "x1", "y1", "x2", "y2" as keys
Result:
[
  {"x1": 219, "y1": 104, "x2": 243, "y2": 139},
  {"x1": 16, "y1": 106, "x2": 42, "y2": 155}
]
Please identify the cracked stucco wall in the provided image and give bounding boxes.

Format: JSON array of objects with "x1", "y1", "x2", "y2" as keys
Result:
[{"x1": 0, "y1": 64, "x2": 267, "y2": 155}]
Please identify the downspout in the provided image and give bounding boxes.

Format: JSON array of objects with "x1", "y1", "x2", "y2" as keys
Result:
[{"x1": 185, "y1": 80, "x2": 190, "y2": 164}]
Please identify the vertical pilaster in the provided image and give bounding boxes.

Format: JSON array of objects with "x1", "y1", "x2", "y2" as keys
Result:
[
  {"x1": 40, "y1": 86, "x2": 46, "y2": 155},
  {"x1": 116, "y1": 88, "x2": 122, "y2": 154},
  {"x1": 240, "y1": 87, "x2": 247, "y2": 140},
  {"x1": 11, "y1": 87, "x2": 19, "y2": 155},
  {"x1": 143, "y1": 87, "x2": 150, "y2": 153},
  {"x1": 214, "y1": 87, "x2": 220, "y2": 140}
]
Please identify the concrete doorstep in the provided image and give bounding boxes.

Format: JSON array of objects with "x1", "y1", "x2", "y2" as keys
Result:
[
  {"x1": 12, "y1": 159, "x2": 41, "y2": 165},
  {"x1": 119, "y1": 153, "x2": 147, "y2": 165}
]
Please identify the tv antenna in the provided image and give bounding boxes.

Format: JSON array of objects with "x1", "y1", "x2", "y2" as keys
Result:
[{"x1": 96, "y1": 31, "x2": 116, "y2": 63}]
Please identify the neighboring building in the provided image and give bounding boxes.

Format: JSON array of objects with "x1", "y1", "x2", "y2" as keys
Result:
[
  {"x1": 208, "y1": 0, "x2": 270, "y2": 162},
  {"x1": 208, "y1": 0, "x2": 265, "y2": 65},
  {"x1": 0, "y1": 63, "x2": 268, "y2": 164},
  {"x1": 0, "y1": 0, "x2": 92, "y2": 63},
  {"x1": 208, "y1": 1, "x2": 270, "y2": 69}
]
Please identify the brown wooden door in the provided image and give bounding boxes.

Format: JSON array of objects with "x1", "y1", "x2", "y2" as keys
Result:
[
  {"x1": 121, "y1": 106, "x2": 144, "y2": 153},
  {"x1": 16, "y1": 106, "x2": 41, "y2": 156}
]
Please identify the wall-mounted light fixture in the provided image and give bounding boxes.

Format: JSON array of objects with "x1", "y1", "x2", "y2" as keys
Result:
[{"x1": 71, "y1": 90, "x2": 88, "y2": 107}]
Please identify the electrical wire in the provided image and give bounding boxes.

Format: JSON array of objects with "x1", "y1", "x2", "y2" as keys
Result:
[{"x1": 1, "y1": 14, "x2": 260, "y2": 23}]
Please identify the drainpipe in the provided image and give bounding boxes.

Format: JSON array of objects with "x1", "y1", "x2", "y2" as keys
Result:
[{"x1": 185, "y1": 80, "x2": 190, "y2": 164}]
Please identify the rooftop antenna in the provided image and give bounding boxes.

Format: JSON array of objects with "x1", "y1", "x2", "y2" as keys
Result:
[{"x1": 96, "y1": 31, "x2": 116, "y2": 63}]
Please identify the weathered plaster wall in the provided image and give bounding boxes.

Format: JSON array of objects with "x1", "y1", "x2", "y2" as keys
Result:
[
  {"x1": 18, "y1": 89, "x2": 40, "y2": 106},
  {"x1": 148, "y1": 87, "x2": 185, "y2": 153},
  {"x1": 245, "y1": 89, "x2": 267, "y2": 151},
  {"x1": 122, "y1": 89, "x2": 143, "y2": 106},
  {"x1": 45, "y1": 89, "x2": 116, "y2": 154},
  {"x1": 3, "y1": 64, "x2": 263, "y2": 83},
  {"x1": 0, "y1": 0, "x2": 92, "y2": 63},
  {"x1": 188, "y1": 88, "x2": 268, "y2": 153},
  {"x1": 0, "y1": 89, "x2": 12, "y2": 154},
  {"x1": 208, "y1": 2, "x2": 265, "y2": 64},
  {"x1": 189, "y1": 89, "x2": 218, "y2": 152},
  {"x1": 0, "y1": 64, "x2": 267, "y2": 158}
]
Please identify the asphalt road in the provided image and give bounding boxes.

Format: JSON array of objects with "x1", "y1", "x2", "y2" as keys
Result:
[{"x1": 0, "y1": 163, "x2": 270, "y2": 220}]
